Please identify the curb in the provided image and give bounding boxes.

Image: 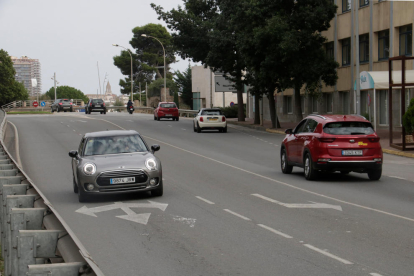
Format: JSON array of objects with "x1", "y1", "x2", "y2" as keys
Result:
[{"x1": 383, "y1": 149, "x2": 414, "y2": 158}]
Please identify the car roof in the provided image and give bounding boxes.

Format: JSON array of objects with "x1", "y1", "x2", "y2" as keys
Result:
[
  {"x1": 84, "y1": 130, "x2": 139, "y2": 138},
  {"x1": 200, "y1": 108, "x2": 221, "y2": 111},
  {"x1": 306, "y1": 114, "x2": 369, "y2": 123}
]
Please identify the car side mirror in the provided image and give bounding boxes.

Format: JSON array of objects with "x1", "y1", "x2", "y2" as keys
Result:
[
  {"x1": 68, "y1": 150, "x2": 78, "y2": 158},
  {"x1": 151, "y1": 145, "x2": 160, "y2": 153},
  {"x1": 285, "y1": 129, "x2": 292, "y2": 134}
]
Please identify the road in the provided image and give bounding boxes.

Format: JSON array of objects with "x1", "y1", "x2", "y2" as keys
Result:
[{"x1": 7, "y1": 112, "x2": 414, "y2": 276}]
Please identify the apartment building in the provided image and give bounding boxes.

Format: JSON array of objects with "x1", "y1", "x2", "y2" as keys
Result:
[
  {"x1": 252, "y1": 0, "x2": 414, "y2": 132},
  {"x1": 11, "y1": 56, "x2": 42, "y2": 97}
]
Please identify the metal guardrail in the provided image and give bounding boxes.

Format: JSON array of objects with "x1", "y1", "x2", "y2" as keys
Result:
[
  {"x1": 1, "y1": 100, "x2": 84, "y2": 110},
  {"x1": 0, "y1": 109, "x2": 103, "y2": 276}
]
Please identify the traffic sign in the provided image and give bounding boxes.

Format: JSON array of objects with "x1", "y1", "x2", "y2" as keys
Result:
[
  {"x1": 33, "y1": 101, "x2": 38, "y2": 107},
  {"x1": 230, "y1": 102, "x2": 235, "y2": 107},
  {"x1": 40, "y1": 101, "x2": 46, "y2": 107}
]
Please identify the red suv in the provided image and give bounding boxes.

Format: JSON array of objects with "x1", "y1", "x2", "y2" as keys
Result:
[
  {"x1": 154, "y1": 102, "x2": 179, "y2": 121},
  {"x1": 280, "y1": 114, "x2": 383, "y2": 180}
]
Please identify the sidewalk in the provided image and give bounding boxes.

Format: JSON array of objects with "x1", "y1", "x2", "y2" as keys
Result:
[{"x1": 227, "y1": 118, "x2": 414, "y2": 159}]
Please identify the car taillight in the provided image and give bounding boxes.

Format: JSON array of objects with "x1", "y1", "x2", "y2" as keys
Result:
[
  {"x1": 69, "y1": 102, "x2": 72, "y2": 105},
  {"x1": 103, "y1": 102, "x2": 105, "y2": 106},
  {"x1": 222, "y1": 117, "x2": 226, "y2": 122},
  {"x1": 90, "y1": 102, "x2": 92, "y2": 106},
  {"x1": 200, "y1": 117, "x2": 204, "y2": 122},
  {"x1": 368, "y1": 137, "x2": 380, "y2": 143},
  {"x1": 318, "y1": 137, "x2": 336, "y2": 143},
  {"x1": 58, "y1": 103, "x2": 62, "y2": 105}
]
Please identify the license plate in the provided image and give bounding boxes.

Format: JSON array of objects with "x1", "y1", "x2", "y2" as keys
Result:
[
  {"x1": 95, "y1": 105, "x2": 101, "y2": 107},
  {"x1": 165, "y1": 114, "x2": 172, "y2": 116},
  {"x1": 342, "y1": 150, "x2": 363, "y2": 156},
  {"x1": 208, "y1": 118, "x2": 218, "y2": 121},
  {"x1": 110, "y1": 177, "x2": 135, "y2": 184}
]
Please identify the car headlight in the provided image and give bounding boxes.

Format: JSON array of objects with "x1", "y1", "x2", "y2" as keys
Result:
[
  {"x1": 145, "y1": 158, "x2": 157, "y2": 171},
  {"x1": 83, "y1": 163, "x2": 96, "y2": 175}
]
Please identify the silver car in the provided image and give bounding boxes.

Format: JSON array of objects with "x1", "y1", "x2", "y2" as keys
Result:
[{"x1": 69, "y1": 130, "x2": 163, "y2": 202}]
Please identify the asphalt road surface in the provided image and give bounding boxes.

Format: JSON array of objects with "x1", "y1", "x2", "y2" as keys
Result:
[{"x1": 7, "y1": 112, "x2": 414, "y2": 276}]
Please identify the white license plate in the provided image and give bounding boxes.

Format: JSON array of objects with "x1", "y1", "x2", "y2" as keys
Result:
[
  {"x1": 95, "y1": 105, "x2": 101, "y2": 107},
  {"x1": 342, "y1": 150, "x2": 363, "y2": 156},
  {"x1": 208, "y1": 117, "x2": 218, "y2": 121},
  {"x1": 165, "y1": 114, "x2": 172, "y2": 116},
  {"x1": 110, "y1": 177, "x2": 135, "y2": 184}
]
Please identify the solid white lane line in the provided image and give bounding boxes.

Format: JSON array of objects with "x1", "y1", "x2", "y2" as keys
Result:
[
  {"x1": 223, "y1": 209, "x2": 251, "y2": 221},
  {"x1": 388, "y1": 176, "x2": 406, "y2": 180},
  {"x1": 370, "y1": 273, "x2": 384, "y2": 276},
  {"x1": 7, "y1": 121, "x2": 22, "y2": 167},
  {"x1": 257, "y1": 224, "x2": 292, "y2": 239},
  {"x1": 196, "y1": 196, "x2": 215, "y2": 205},
  {"x1": 303, "y1": 244, "x2": 353, "y2": 265},
  {"x1": 96, "y1": 118, "x2": 414, "y2": 224}
]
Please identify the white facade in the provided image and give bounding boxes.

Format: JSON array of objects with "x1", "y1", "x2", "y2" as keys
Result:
[{"x1": 11, "y1": 56, "x2": 42, "y2": 97}]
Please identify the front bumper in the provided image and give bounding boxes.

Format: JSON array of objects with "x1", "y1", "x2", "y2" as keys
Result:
[
  {"x1": 90, "y1": 107, "x2": 106, "y2": 112},
  {"x1": 313, "y1": 160, "x2": 382, "y2": 172}
]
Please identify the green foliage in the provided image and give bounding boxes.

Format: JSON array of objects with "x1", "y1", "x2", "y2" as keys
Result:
[
  {"x1": 214, "y1": 105, "x2": 245, "y2": 118},
  {"x1": 0, "y1": 49, "x2": 29, "y2": 106},
  {"x1": 114, "y1": 99, "x2": 124, "y2": 106},
  {"x1": 147, "y1": 78, "x2": 178, "y2": 98},
  {"x1": 402, "y1": 98, "x2": 414, "y2": 134},
  {"x1": 173, "y1": 91, "x2": 179, "y2": 108},
  {"x1": 174, "y1": 65, "x2": 192, "y2": 108},
  {"x1": 113, "y1": 23, "x2": 176, "y2": 96},
  {"x1": 133, "y1": 93, "x2": 147, "y2": 106},
  {"x1": 45, "y1": 86, "x2": 88, "y2": 102},
  {"x1": 362, "y1": 112, "x2": 371, "y2": 122}
]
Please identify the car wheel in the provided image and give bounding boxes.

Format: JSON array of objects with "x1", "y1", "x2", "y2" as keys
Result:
[
  {"x1": 73, "y1": 175, "x2": 78, "y2": 194},
  {"x1": 157, "y1": 116, "x2": 160, "y2": 121},
  {"x1": 85, "y1": 109, "x2": 88, "y2": 114},
  {"x1": 70, "y1": 108, "x2": 73, "y2": 112},
  {"x1": 368, "y1": 169, "x2": 382, "y2": 180},
  {"x1": 104, "y1": 111, "x2": 106, "y2": 115},
  {"x1": 197, "y1": 122, "x2": 201, "y2": 133},
  {"x1": 57, "y1": 108, "x2": 60, "y2": 113},
  {"x1": 151, "y1": 180, "x2": 163, "y2": 197},
  {"x1": 193, "y1": 122, "x2": 197, "y2": 132},
  {"x1": 51, "y1": 108, "x2": 54, "y2": 113},
  {"x1": 304, "y1": 153, "x2": 317, "y2": 180},
  {"x1": 64, "y1": 110, "x2": 67, "y2": 112},
  {"x1": 154, "y1": 115, "x2": 156, "y2": 120},
  {"x1": 176, "y1": 117, "x2": 179, "y2": 121},
  {"x1": 218, "y1": 129, "x2": 222, "y2": 133},
  {"x1": 281, "y1": 148, "x2": 293, "y2": 174},
  {"x1": 78, "y1": 185, "x2": 89, "y2": 202},
  {"x1": 100, "y1": 111, "x2": 103, "y2": 114},
  {"x1": 223, "y1": 126, "x2": 227, "y2": 133}
]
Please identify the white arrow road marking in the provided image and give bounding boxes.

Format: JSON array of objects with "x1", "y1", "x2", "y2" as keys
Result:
[
  {"x1": 75, "y1": 201, "x2": 168, "y2": 224},
  {"x1": 252, "y1": 194, "x2": 342, "y2": 211}
]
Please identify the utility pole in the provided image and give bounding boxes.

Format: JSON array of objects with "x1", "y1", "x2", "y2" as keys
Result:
[
  {"x1": 97, "y1": 62, "x2": 102, "y2": 96},
  {"x1": 146, "y1": 82, "x2": 148, "y2": 107},
  {"x1": 139, "y1": 82, "x2": 141, "y2": 106}
]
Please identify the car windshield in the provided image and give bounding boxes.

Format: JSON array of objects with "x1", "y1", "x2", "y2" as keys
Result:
[
  {"x1": 160, "y1": 103, "x2": 176, "y2": 108},
  {"x1": 201, "y1": 110, "x2": 222, "y2": 115},
  {"x1": 83, "y1": 135, "x2": 148, "y2": 156},
  {"x1": 92, "y1": 99, "x2": 103, "y2": 104},
  {"x1": 62, "y1": 99, "x2": 71, "y2": 103},
  {"x1": 323, "y1": 122, "x2": 375, "y2": 135}
]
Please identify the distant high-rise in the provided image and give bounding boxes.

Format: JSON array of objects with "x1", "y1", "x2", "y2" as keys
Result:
[{"x1": 11, "y1": 56, "x2": 42, "y2": 97}]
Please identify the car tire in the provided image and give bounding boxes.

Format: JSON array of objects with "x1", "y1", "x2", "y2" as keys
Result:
[
  {"x1": 176, "y1": 117, "x2": 179, "y2": 121},
  {"x1": 73, "y1": 175, "x2": 78, "y2": 193},
  {"x1": 64, "y1": 110, "x2": 67, "y2": 112},
  {"x1": 304, "y1": 153, "x2": 317, "y2": 180},
  {"x1": 70, "y1": 108, "x2": 73, "y2": 112},
  {"x1": 100, "y1": 111, "x2": 103, "y2": 114},
  {"x1": 218, "y1": 129, "x2": 222, "y2": 133},
  {"x1": 78, "y1": 185, "x2": 89, "y2": 202},
  {"x1": 57, "y1": 108, "x2": 60, "y2": 113},
  {"x1": 281, "y1": 148, "x2": 293, "y2": 174},
  {"x1": 157, "y1": 116, "x2": 160, "y2": 121},
  {"x1": 51, "y1": 108, "x2": 54, "y2": 113},
  {"x1": 193, "y1": 122, "x2": 197, "y2": 132},
  {"x1": 197, "y1": 122, "x2": 201, "y2": 133},
  {"x1": 223, "y1": 126, "x2": 227, "y2": 133},
  {"x1": 104, "y1": 111, "x2": 106, "y2": 115},
  {"x1": 151, "y1": 180, "x2": 163, "y2": 197},
  {"x1": 85, "y1": 109, "x2": 88, "y2": 114},
  {"x1": 368, "y1": 169, "x2": 382, "y2": 180}
]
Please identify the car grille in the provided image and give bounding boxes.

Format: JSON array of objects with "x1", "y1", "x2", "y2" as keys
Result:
[
  {"x1": 99, "y1": 185, "x2": 148, "y2": 193},
  {"x1": 96, "y1": 169, "x2": 148, "y2": 186}
]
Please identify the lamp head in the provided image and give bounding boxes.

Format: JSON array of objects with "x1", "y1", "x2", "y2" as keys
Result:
[
  {"x1": 141, "y1": 34, "x2": 147, "y2": 37},
  {"x1": 112, "y1": 44, "x2": 119, "y2": 47}
]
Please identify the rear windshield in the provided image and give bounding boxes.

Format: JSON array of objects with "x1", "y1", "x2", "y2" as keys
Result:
[
  {"x1": 160, "y1": 103, "x2": 176, "y2": 108},
  {"x1": 92, "y1": 99, "x2": 103, "y2": 104},
  {"x1": 323, "y1": 122, "x2": 375, "y2": 135},
  {"x1": 84, "y1": 135, "x2": 148, "y2": 156},
  {"x1": 62, "y1": 99, "x2": 71, "y2": 102},
  {"x1": 201, "y1": 110, "x2": 222, "y2": 115}
]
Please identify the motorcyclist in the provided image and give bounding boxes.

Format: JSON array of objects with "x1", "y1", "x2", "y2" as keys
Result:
[
  {"x1": 127, "y1": 99, "x2": 133, "y2": 109},
  {"x1": 127, "y1": 99, "x2": 134, "y2": 114}
]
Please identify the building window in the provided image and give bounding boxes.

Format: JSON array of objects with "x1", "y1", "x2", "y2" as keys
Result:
[
  {"x1": 300, "y1": 96, "x2": 305, "y2": 114},
  {"x1": 400, "y1": 25, "x2": 412, "y2": 56},
  {"x1": 342, "y1": 0, "x2": 351, "y2": 13},
  {"x1": 342, "y1": 38, "x2": 351, "y2": 66},
  {"x1": 359, "y1": 34, "x2": 369, "y2": 63},
  {"x1": 360, "y1": 0, "x2": 368, "y2": 7},
  {"x1": 326, "y1": 42, "x2": 334, "y2": 60},
  {"x1": 378, "y1": 30, "x2": 390, "y2": 60},
  {"x1": 339, "y1": 91, "x2": 349, "y2": 114},
  {"x1": 312, "y1": 96, "x2": 318, "y2": 113},
  {"x1": 379, "y1": 90, "x2": 388, "y2": 125},
  {"x1": 325, "y1": 93, "x2": 333, "y2": 113},
  {"x1": 284, "y1": 96, "x2": 293, "y2": 114}
]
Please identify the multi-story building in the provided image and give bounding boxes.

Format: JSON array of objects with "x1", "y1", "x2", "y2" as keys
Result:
[
  {"x1": 11, "y1": 56, "x2": 42, "y2": 97},
  {"x1": 247, "y1": 0, "x2": 414, "y2": 134}
]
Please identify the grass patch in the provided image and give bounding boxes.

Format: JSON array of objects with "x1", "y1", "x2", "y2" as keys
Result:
[{"x1": 6, "y1": 111, "x2": 51, "y2": 115}]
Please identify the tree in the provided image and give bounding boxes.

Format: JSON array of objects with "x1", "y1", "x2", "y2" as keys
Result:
[
  {"x1": 152, "y1": 0, "x2": 246, "y2": 121},
  {"x1": 174, "y1": 65, "x2": 192, "y2": 108},
  {"x1": 147, "y1": 78, "x2": 178, "y2": 98},
  {"x1": 0, "y1": 49, "x2": 29, "y2": 106},
  {"x1": 113, "y1": 24, "x2": 176, "y2": 96},
  {"x1": 229, "y1": 0, "x2": 338, "y2": 123},
  {"x1": 45, "y1": 86, "x2": 88, "y2": 103}
]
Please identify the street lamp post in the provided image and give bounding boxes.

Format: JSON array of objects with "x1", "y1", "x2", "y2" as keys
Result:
[
  {"x1": 141, "y1": 34, "x2": 167, "y2": 102},
  {"x1": 112, "y1": 44, "x2": 133, "y2": 101},
  {"x1": 51, "y1": 72, "x2": 58, "y2": 101}
]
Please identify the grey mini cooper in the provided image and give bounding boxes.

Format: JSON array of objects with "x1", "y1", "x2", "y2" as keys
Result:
[{"x1": 69, "y1": 130, "x2": 163, "y2": 202}]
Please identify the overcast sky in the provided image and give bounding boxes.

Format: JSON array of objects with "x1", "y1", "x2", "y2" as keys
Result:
[{"x1": 0, "y1": 0, "x2": 196, "y2": 96}]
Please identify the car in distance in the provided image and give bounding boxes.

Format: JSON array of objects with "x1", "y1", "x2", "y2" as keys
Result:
[
  {"x1": 51, "y1": 99, "x2": 73, "y2": 112},
  {"x1": 154, "y1": 102, "x2": 179, "y2": 121},
  {"x1": 280, "y1": 114, "x2": 382, "y2": 180},
  {"x1": 193, "y1": 108, "x2": 227, "y2": 133},
  {"x1": 85, "y1": 99, "x2": 106, "y2": 114},
  {"x1": 69, "y1": 130, "x2": 163, "y2": 202}
]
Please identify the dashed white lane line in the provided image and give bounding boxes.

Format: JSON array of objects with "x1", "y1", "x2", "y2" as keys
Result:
[
  {"x1": 181, "y1": 128, "x2": 186, "y2": 131},
  {"x1": 168, "y1": 125, "x2": 172, "y2": 127},
  {"x1": 223, "y1": 209, "x2": 251, "y2": 221},
  {"x1": 303, "y1": 244, "x2": 353, "y2": 265},
  {"x1": 78, "y1": 120, "x2": 87, "y2": 123},
  {"x1": 126, "y1": 120, "x2": 133, "y2": 122},
  {"x1": 370, "y1": 273, "x2": 384, "y2": 276},
  {"x1": 73, "y1": 130, "x2": 76, "y2": 132},
  {"x1": 388, "y1": 176, "x2": 406, "y2": 180},
  {"x1": 195, "y1": 196, "x2": 215, "y2": 205},
  {"x1": 66, "y1": 125, "x2": 70, "y2": 127},
  {"x1": 257, "y1": 224, "x2": 293, "y2": 239}
]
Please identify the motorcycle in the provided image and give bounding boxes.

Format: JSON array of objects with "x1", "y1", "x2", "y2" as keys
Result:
[{"x1": 128, "y1": 106, "x2": 134, "y2": 114}]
